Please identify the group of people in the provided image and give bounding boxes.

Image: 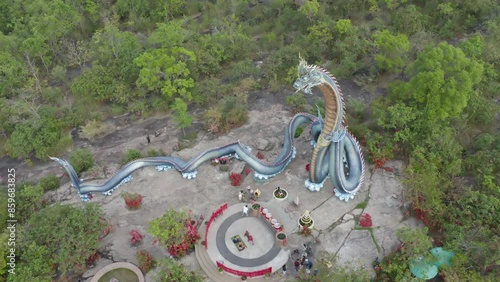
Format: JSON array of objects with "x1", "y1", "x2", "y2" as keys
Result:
[
  {"x1": 292, "y1": 246, "x2": 317, "y2": 276},
  {"x1": 238, "y1": 186, "x2": 256, "y2": 202}
]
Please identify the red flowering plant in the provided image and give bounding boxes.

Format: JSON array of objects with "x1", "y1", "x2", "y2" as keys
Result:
[
  {"x1": 136, "y1": 250, "x2": 156, "y2": 272},
  {"x1": 359, "y1": 213, "x2": 373, "y2": 228},
  {"x1": 121, "y1": 192, "x2": 143, "y2": 210},
  {"x1": 129, "y1": 229, "x2": 144, "y2": 246},
  {"x1": 230, "y1": 172, "x2": 242, "y2": 186},
  {"x1": 149, "y1": 209, "x2": 200, "y2": 258}
]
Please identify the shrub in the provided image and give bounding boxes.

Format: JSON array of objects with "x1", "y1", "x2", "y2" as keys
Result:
[
  {"x1": 300, "y1": 225, "x2": 312, "y2": 236},
  {"x1": 18, "y1": 184, "x2": 44, "y2": 223},
  {"x1": 122, "y1": 149, "x2": 142, "y2": 165},
  {"x1": 121, "y1": 192, "x2": 143, "y2": 210},
  {"x1": 136, "y1": 250, "x2": 156, "y2": 273},
  {"x1": 286, "y1": 93, "x2": 309, "y2": 114},
  {"x1": 155, "y1": 258, "x2": 203, "y2": 282},
  {"x1": 18, "y1": 204, "x2": 106, "y2": 277},
  {"x1": 81, "y1": 119, "x2": 108, "y2": 140},
  {"x1": 85, "y1": 252, "x2": 99, "y2": 266},
  {"x1": 147, "y1": 149, "x2": 159, "y2": 157},
  {"x1": 360, "y1": 213, "x2": 373, "y2": 228},
  {"x1": 38, "y1": 174, "x2": 60, "y2": 192},
  {"x1": 149, "y1": 209, "x2": 200, "y2": 258},
  {"x1": 294, "y1": 126, "x2": 304, "y2": 138},
  {"x1": 230, "y1": 173, "x2": 242, "y2": 186},
  {"x1": 256, "y1": 151, "x2": 265, "y2": 160},
  {"x1": 69, "y1": 148, "x2": 94, "y2": 176},
  {"x1": 130, "y1": 229, "x2": 144, "y2": 246}
]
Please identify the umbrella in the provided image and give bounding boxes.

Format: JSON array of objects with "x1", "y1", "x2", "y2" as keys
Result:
[
  {"x1": 409, "y1": 257, "x2": 438, "y2": 279},
  {"x1": 430, "y1": 247, "x2": 455, "y2": 268}
]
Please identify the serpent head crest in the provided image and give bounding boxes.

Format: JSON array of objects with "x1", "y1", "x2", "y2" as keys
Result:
[{"x1": 293, "y1": 56, "x2": 324, "y2": 95}]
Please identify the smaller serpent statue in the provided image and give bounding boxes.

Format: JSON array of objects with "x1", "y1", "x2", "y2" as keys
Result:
[{"x1": 51, "y1": 58, "x2": 364, "y2": 202}]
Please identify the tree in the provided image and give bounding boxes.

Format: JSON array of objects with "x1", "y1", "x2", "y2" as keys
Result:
[
  {"x1": 0, "y1": 52, "x2": 27, "y2": 97},
  {"x1": 17, "y1": 204, "x2": 106, "y2": 277},
  {"x1": 392, "y1": 42, "x2": 483, "y2": 121},
  {"x1": 172, "y1": 98, "x2": 192, "y2": 136},
  {"x1": 155, "y1": 259, "x2": 203, "y2": 282},
  {"x1": 299, "y1": 0, "x2": 320, "y2": 19},
  {"x1": 373, "y1": 30, "x2": 410, "y2": 72},
  {"x1": 134, "y1": 47, "x2": 196, "y2": 101},
  {"x1": 92, "y1": 23, "x2": 143, "y2": 83},
  {"x1": 391, "y1": 4, "x2": 427, "y2": 36},
  {"x1": 148, "y1": 209, "x2": 187, "y2": 248}
]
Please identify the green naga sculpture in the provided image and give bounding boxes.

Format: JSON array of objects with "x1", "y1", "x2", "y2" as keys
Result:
[{"x1": 294, "y1": 58, "x2": 365, "y2": 201}]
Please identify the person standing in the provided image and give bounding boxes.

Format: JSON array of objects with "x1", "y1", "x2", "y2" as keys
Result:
[
  {"x1": 238, "y1": 190, "x2": 243, "y2": 201},
  {"x1": 294, "y1": 259, "x2": 301, "y2": 271},
  {"x1": 146, "y1": 135, "x2": 151, "y2": 144},
  {"x1": 282, "y1": 264, "x2": 287, "y2": 275},
  {"x1": 242, "y1": 205, "x2": 249, "y2": 216}
]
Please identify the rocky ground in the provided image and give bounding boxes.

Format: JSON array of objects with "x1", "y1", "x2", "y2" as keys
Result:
[{"x1": 1, "y1": 82, "x2": 422, "y2": 281}]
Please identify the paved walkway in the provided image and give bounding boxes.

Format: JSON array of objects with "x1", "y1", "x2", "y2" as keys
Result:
[{"x1": 205, "y1": 203, "x2": 290, "y2": 275}]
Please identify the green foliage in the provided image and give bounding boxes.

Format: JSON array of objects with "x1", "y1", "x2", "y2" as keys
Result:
[
  {"x1": 372, "y1": 30, "x2": 410, "y2": 72},
  {"x1": 92, "y1": 23, "x2": 143, "y2": 83},
  {"x1": 334, "y1": 19, "x2": 353, "y2": 35},
  {"x1": 391, "y1": 5, "x2": 426, "y2": 36},
  {"x1": 135, "y1": 47, "x2": 196, "y2": 101},
  {"x1": 122, "y1": 149, "x2": 142, "y2": 165},
  {"x1": 148, "y1": 209, "x2": 188, "y2": 247},
  {"x1": 81, "y1": 119, "x2": 109, "y2": 141},
  {"x1": 115, "y1": 0, "x2": 186, "y2": 22},
  {"x1": 0, "y1": 52, "x2": 26, "y2": 97},
  {"x1": 172, "y1": 98, "x2": 192, "y2": 135},
  {"x1": 18, "y1": 204, "x2": 106, "y2": 276},
  {"x1": 299, "y1": 0, "x2": 320, "y2": 19},
  {"x1": 155, "y1": 258, "x2": 203, "y2": 282},
  {"x1": 286, "y1": 93, "x2": 309, "y2": 114},
  {"x1": 69, "y1": 148, "x2": 94, "y2": 176},
  {"x1": 393, "y1": 42, "x2": 484, "y2": 121},
  {"x1": 17, "y1": 184, "x2": 44, "y2": 223},
  {"x1": 38, "y1": 173, "x2": 60, "y2": 192},
  {"x1": 5, "y1": 113, "x2": 66, "y2": 159},
  {"x1": 229, "y1": 59, "x2": 258, "y2": 81}
]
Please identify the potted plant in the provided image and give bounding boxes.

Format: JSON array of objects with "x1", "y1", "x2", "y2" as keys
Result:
[
  {"x1": 273, "y1": 186, "x2": 288, "y2": 202},
  {"x1": 265, "y1": 272, "x2": 271, "y2": 279},
  {"x1": 251, "y1": 203, "x2": 261, "y2": 217},
  {"x1": 218, "y1": 267, "x2": 223, "y2": 273},
  {"x1": 276, "y1": 232, "x2": 288, "y2": 247},
  {"x1": 298, "y1": 210, "x2": 314, "y2": 230}
]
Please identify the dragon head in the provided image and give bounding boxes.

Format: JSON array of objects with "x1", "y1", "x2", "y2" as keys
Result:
[{"x1": 293, "y1": 57, "x2": 324, "y2": 95}]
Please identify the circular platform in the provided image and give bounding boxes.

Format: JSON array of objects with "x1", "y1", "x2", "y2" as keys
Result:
[{"x1": 216, "y1": 212, "x2": 281, "y2": 267}]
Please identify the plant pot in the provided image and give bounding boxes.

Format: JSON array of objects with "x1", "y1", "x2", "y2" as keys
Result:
[
  {"x1": 298, "y1": 218, "x2": 314, "y2": 230},
  {"x1": 273, "y1": 188, "x2": 288, "y2": 202},
  {"x1": 276, "y1": 232, "x2": 288, "y2": 247},
  {"x1": 251, "y1": 203, "x2": 261, "y2": 217}
]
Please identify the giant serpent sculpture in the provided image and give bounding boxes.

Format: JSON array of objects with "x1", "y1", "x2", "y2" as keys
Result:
[{"x1": 51, "y1": 59, "x2": 364, "y2": 202}]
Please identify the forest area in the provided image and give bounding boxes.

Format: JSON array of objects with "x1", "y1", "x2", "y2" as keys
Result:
[{"x1": 0, "y1": 0, "x2": 499, "y2": 281}]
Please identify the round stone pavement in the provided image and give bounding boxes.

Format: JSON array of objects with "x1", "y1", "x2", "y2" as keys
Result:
[{"x1": 216, "y1": 212, "x2": 281, "y2": 267}]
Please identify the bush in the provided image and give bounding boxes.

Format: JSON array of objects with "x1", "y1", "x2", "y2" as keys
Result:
[
  {"x1": 122, "y1": 149, "x2": 142, "y2": 165},
  {"x1": 359, "y1": 213, "x2": 373, "y2": 228},
  {"x1": 136, "y1": 250, "x2": 156, "y2": 273},
  {"x1": 129, "y1": 229, "x2": 144, "y2": 246},
  {"x1": 69, "y1": 148, "x2": 94, "y2": 176},
  {"x1": 155, "y1": 258, "x2": 203, "y2": 282},
  {"x1": 286, "y1": 93, "x2": 309, "y2": 114},
  {"x1": 38, "y1": 174, "x2": 60, "y2": 192},
  {"x1": 18, "y1": 204, "x2": 106, "y2": 277},
  {"x1": 81, "y1": 119, "x2": 108, "y2": 141},
  {"x1": 18, "y1": 184, "x2": 45, "y2": 223},
  {"x1": 230, "y1": 173, "x2": 242, "y2": 186},
  {"x1": 149, "y1": 209, "x2": 200, "y2": 258},
  {"x1": 121, "y1": 192, "x2": 143, "y2": 210}
]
